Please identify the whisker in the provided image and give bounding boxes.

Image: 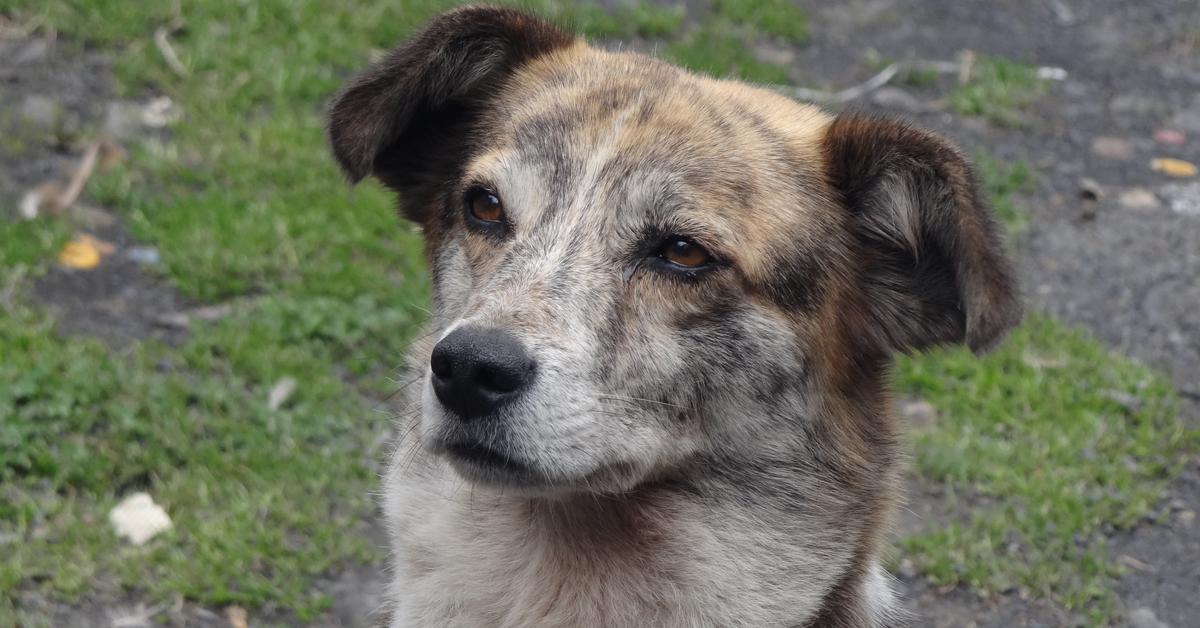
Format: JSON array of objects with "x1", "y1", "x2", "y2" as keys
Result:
[{"x1": 597, "y1": 394, "x2": 686, "y2": 410}]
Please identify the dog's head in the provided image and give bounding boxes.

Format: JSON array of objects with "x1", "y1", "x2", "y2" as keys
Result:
[{"x1": 329, "y1": 6, "x2": 1020, "y2": 494}]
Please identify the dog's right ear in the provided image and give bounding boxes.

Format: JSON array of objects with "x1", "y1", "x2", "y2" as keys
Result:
[{"x1": 327, "y1": 6, "x2": 573, "y2": 191}]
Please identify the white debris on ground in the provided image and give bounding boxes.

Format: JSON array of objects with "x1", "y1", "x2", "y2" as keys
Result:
[
  {"x1": 1162, "y1": 182, "x2": 1200, "y2": 216},
  {"x1": 109, "y1": 492, "x2": 172, "y2": 546},
  {"x1": 267, "y1": 376, "x2": 298, "y2": 411}
]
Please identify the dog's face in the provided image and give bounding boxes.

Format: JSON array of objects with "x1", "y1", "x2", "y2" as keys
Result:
[{"x1": 329, "y1": 7, "x2": 1019, "y2": 495}]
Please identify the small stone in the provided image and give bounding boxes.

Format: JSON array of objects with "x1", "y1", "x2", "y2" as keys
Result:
[
  {"x1": 1091, "y1": 136, "x2": 1134, "y2": 159},
  {"x1": 19, "y1": 94, "x2": 60, "y2": 129},
  {"x1": 109, "y1": 493, "x2": 172, "y2": 546},
  {"x1": 1154, "y1": 129, "x2": 1186, "y2": 146},
  {"x1": 1078, "y1": 177, "x2": 1104, "y2": 201},
  {"x1": 1128, "y1": 607, "x2": 1169, "y2": 628},
  {"x1": 899, "y1": 399, "x2": 937, "y2": 428},
  {"x1": 1179, "y1": 510, "x2": 1196, "y2": 526},
  {"x1": 141, "y1": 96, "x2": 182, "y2": 128},
  {"x1": 1162, "y1": 182, "x2": 1200, "y2": 216},
  {"x1": 1036, "y1": 66, "x2": 1068, "y2": 81},
  {"x1": 127, "y1": 246, "x2": 161, "y2": 265},
  {"x1": 896, "y1": 558, "x2": 917, "y2": 580},
  {"x1": 1118, "y1": 188, "x2": 1160, "y2": 211}
]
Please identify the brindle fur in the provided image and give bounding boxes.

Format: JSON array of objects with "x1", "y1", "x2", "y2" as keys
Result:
[{"x1": 327, "y1": 6, "x2": 1019, "y2": 627}]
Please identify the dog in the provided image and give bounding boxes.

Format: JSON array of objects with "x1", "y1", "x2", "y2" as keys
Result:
[{"x1": 327, "y1": 6, "x2": 1020, "y2": 627}]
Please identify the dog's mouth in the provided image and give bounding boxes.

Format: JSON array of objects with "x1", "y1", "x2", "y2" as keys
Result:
[{"x1": 444, "y1": 441, "x2": 532, "y2": 475}]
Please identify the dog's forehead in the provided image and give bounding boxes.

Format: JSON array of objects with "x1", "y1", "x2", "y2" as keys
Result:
[{"x1": 467, "y1": 48, "x2": 838, "y2": 270}]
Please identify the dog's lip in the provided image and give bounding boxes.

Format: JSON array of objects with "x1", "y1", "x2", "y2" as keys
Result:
[{"x1": 443, "y1": 441, "x2": 532, "y2": 474}]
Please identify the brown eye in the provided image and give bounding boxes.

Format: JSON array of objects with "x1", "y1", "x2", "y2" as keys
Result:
[
  {"x1": 467, "y1": 188, "x2": 504, "y2": 223},
  {"x1": 660, "y1": 238, "x2": 711, "y2": 268}
]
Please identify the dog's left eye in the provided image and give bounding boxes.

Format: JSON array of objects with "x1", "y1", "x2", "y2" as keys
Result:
[
  {"x1": 465, "y1": 187, "x2": 505, "y2": 224},
  {"x1": 658, "y1": 238, "x2": 712, "y2": 268}
]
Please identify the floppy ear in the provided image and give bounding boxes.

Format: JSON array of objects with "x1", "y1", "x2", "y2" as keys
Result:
[
  {"x1": 822, "y1": 114, "x2": 1021, "y2": 355},
  {"x1": 326, "y1": 6, "x2": 573, "y2": 193}
]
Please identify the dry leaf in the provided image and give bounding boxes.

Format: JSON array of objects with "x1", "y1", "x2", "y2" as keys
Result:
[
  {"x1": 109, "y1": 493, "x2": 173, "y2": 545},
  {"x1": 58, "y1": 239, "x2": 102, "y2": 269},
  {"x1": 1151, "y1": 157, "x2": 1197, "y2": 177},
  {"x1": 59, "y1": 234, "x2": 116, "y2": 269},
  {"x1": 1153, "y1": 129, "x2": 1186, "y2": 146},
  {"x1": 268, "y1": 377, "x2": 298, "y2": 411}
]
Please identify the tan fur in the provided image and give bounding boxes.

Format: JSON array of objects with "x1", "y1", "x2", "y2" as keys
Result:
[{"x1": 327, "y1": 7, "x2": 1018, "y2": 628}]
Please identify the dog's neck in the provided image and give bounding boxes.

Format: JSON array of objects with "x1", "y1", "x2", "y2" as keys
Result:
[{"x1": 382, "y1": 414, "x2": 901, "y2": 628}]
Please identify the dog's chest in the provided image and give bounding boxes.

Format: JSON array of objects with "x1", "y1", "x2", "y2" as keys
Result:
[{"x1": 378, "y1": 460, "x2": 819, "y2": 628}]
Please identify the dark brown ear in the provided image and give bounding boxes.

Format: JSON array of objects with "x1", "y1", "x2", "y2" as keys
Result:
[
  {"x1": 326, "y1": 6, "x2": 573, "y2": 188},
  {"x1": 822, "y1": 114, "x2": 1021, "y2": 354}
]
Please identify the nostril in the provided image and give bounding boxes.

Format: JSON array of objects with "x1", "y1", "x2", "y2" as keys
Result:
[
  {"x1": 430, "y1": 349, "x2": 452, "y2": 380},
  {"x1": 476, "y1": 362, "x2": 532, "y2": 394}
]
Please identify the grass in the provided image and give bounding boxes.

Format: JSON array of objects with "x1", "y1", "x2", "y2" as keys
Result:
[
  {"x1": 975, "y1": 154, "x2": 1033, "y2": 233},
  {"x1": 0, "y1": 0, "x2": 1191, "y2": 625},
  {"x1": 712, "y1": 0, "x2": 808, "y2": 42},
  {"x1": 898, "y1": 317, "x2": 1192, "y2": 621},
  {"x1": 667, "y1": 25, "x2": 792, "y2": 84},
  {"x1": 950, "y1": 55, "x2": 1049, "y2": 127},
  {"x1": 0, "y1": 301, "x2": 390, "y2": 618}
]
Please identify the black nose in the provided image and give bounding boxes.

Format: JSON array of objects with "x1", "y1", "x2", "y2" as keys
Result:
[{"x1": 429, "y1": 327, "x2": 535, "y2": 421}]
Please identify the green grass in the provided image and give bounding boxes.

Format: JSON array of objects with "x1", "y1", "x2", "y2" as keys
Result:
[
  {"x1": 667, "y1": 24, "x2": 792, "y2": 84},
  {"x1": 0, "y1": 296, "x2": 399, "y2": 621},
  {"x1": 950, "y1": 56, "x2": 1048, "y2": 127},
  {"x1": 0, "y1": 1, "x2": 1191, "y2": 625},
  {"x1": 712, "y1": 0, "x2": 808, "y2": 42},
  {"x1": 521, "y1": 0, "x2": 686, "y2": 40},
  {"x1": 975, "y1": 153, "x2": 1033, "y2": 233},
  {"x1": 898, "y1": 317, "x2": 1192, "y2": 621}
]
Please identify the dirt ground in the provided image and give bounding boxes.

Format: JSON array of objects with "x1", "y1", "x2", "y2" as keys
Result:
[{"x1": 3, "y1": 0, "x2": 1199, "y2": 625}]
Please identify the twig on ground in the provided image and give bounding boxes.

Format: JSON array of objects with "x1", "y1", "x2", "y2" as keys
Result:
[
  {"x1": 19, "y1": 139, "x2": 125, "y2": 219},
  {"x1": 787, "y1": 62, "x2": 901, "y2": 104},
  {"x1": 957, "y1": 50, "x2": 977, "y2": 85},
  {"x1": 154, "y1": 25, "x2": 189, "y2": 78},
  {"x1": 778, "y1": 56, "x2": 1068, "y2": 105}
]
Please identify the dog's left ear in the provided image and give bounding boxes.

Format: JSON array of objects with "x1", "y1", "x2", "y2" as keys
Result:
[{"x1": 822, "y1": 114, "x2": 1021, "y2": 355}]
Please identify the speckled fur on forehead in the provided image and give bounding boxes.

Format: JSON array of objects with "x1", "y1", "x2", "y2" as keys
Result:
[{"x1": 471, "y1": 47, "x2": 843, "y2": 294}]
